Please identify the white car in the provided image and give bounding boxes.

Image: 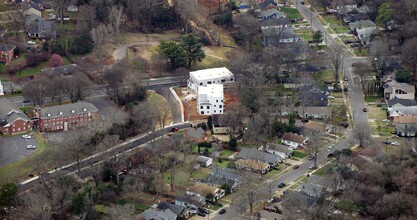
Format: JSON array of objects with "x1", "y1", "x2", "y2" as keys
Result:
[
  {"x1": 300, "y1": 25, "x2": 307, "y2": 28},
  {"x1": 327, "y1": 96, "x2": 336, "y2": 99},
  {"x1": 328, "y1": 144, "x2": 334, "y2": 149},
  {"x1": 27, "y1": 145, "x2": 37, "y2": 149},
  {"x1": 22, "y1": 135, "x2": 31, "y2": 139},
  {"x1": 391, "y1": 142, "x2": 400, "y2": 146},
  {"x1": 382, "y1": 119, "x2": 390, "y2": 123},
  {"x1": 27, "y1": 41, "x2": 36, "y2": 45}
]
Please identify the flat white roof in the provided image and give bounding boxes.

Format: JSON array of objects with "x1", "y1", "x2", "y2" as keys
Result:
[
  {"x1": 198, "y1": 84, "x2": 224, "y2": 97},
  {"x1": 190, "y1": 67, "x2": 233, "y2": 81}
]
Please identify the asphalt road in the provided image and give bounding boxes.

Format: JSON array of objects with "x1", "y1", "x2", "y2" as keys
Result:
[{"x1": 19, "y1": 123, "x2": 190, "y2": 191}]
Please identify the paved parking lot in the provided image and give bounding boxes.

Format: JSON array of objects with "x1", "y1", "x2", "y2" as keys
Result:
[{"x1": 0, "y1": 134, "x2": 39, "y2": 167}]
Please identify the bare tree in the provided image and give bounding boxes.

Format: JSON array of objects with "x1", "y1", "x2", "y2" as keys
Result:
[
  {"x1": 22, "y1": 78, "x2": 50, "y2": 106},
  {"x1": 64, "y1": 72, "x2": 93, "y2": 103},
  {"x1": 63, "y1": 130, "x2": 94, "y2": 172},
  {"x1": 219, "y1": 102, "x2": 246, "y2": 139},
  {"x1": 353, "y1": 122, "x2": 369, "y2": 148},
  {"x1": 104, "y1": 61, "x2": 128, "y2": 104},
  {"x1": 328, "y1": 46, "x2": 345, "y2": 88},
  {"x1": 234, "y1": 14, "x2": 260, "y2": 51},
  {"x1": 401, "y1": 37, "x2": 417, "y2": 80},
  {"x1": 305, "y1": 135, "x2": 323, "y2": 168},
  {"x1": 51, "y1": 0, "x2": 73, "y2": 25},
  {"x1": 47, "y1": 77, "x2": 66, "y2": 105},
  {"x1": 76, "y1": 5, "x2": 96, "y2": 33},
  {"x1": 108, "y1": 6, "x2": 124, "y2": 35}
]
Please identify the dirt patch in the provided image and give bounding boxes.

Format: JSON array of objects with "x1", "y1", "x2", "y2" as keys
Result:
[{"x1": 174, "y1": 87, "x2": 208, "y2": 121}]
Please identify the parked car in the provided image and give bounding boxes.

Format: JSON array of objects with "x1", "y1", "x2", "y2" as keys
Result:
[
  {"x1": 278, "y1": 183, "x2": 286, "y2": 188},
  {"x1": 301, "y1": 118, "x2": 309, "y2": 123},
  {"x1": 363, "y1": 107, "x2": 368, "y2": 112},
  {"x1": 171, "y1": 127, "x2": 179, "y2": 132},
  {"x1": 27, "y1": 41, "x2": 36, "y2": 45},
  {"x1": 382, "y1": 119, "x2": 390, "y2": 123},
  {"x1": 300, "y1": 1, "x2": 305, "y2": 4},
  {"x1": 299, "y1": 24, "x2": 307, "y2": 28},
  {"x1": 197, "y1": 211, "x2": 206, "y2": 217},
  {"x1": 351, "y1": 43, "x2": 360, "y2": 48},
  {"x1": 27, "y1": 145, "x2": 37, "y2": 149},
  {"x1": 219, "y1": 209, "x2": 226, "y2": 215},
  {"x1": 199, "y1": 208, "x2": 210, "y2": 214},
  {"x1": 293, "y1": 165, "x2": 300, "y2": 169},
  {"x1": 344, "y1": 76, "x2": 349, "y2": 81},
  {"x1": 324, "y1": 80, "x2": 334, "y2": 84},
  {"x1": 22, "y1": 135, "x2": 31, "y2": 139},
  {"x1": 309, "y1": 165, "x2": 317, "y2": 169},
  {"x1": 344, "y1": 40, "x2": 353, "y2": 44},
  {"x1": 391, "y1": 141, "x2": 400, "y2": 146},
  {"x1": 307, "y1": 155, "x2": 315, "y2": 160},
  {"x1": 328, "y1": 144, "x2": 334, "y2": 149},
  {"x1": 327, "y1": 153, "x2": 334, "y2": 158},
  {"x1": 327, "y1": 96, "x2": 336, "y2": 99},
  {"x1": 382, "y1": 140, "x2": 392, "y2": 145}
]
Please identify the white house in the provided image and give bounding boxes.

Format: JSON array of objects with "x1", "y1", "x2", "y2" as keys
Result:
[
  {"x1": 187, "y1": 183, "x2": 225, "y2": 202},
  {"x1": 188, "y1": 67, "x2": 234, "y2": 93},
  {"x1": 0, "y1": 80, "x2": 4, "y2": 95},
  {"x1": 197, "y1": 84, "x2": 224, "y2": 115},
  {"x1": 281, "y1": 132, "x2": 307, "y2": 149},
  {"x1": 67, "y1": 4, "x2": 78, "y2": 12},
  {"x1": 196, "y1": 156, "x2": 213, "y2": 167},
  {"x1": 384, "y1": 80, "x2": 416, "y2": 101},
  {"x1": 263, "y1": 142, "x2": 293, "y2": 160}
]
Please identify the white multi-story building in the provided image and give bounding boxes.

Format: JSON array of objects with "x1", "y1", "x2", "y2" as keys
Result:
[
  {"x1": 0, "y1": 80, "x2": 3, "y2": 95},
  {"x1": 197, "y1": 84, "x2": 224, "y2": 115},
  {"x1": 188, "y1": 67, "x2": 234, "y2": 93}
]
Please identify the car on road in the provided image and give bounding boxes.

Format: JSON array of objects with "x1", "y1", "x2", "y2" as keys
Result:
[
  {"x1": 307, "y1": 155, "x2": 315, "y2": 160},
  {"x1": 383, "y1": 140, "x2": 392, "y2": 145},
  {"x1": 22, "y1": 135, "x2": 31, "y2": 139},
  {"x1": 363, "y1": 107, "x2": 368, "y2": 112},
  {"x1": 278, "y1": 183, "x2": 286, "y2": 188},
  {"x1": 293, "y1": 165, "x2": 300, "y2": 169},
  {"x1": 391, "y1": 141, "x2": 400, "y2": 146},
  {"x1": 219, "y1": 209, "x2": 226, "y2": 215},
  {"x1": 26, "y1": 145, "x2": 37, "y2": 149},
  {"x1": 199, "y1": 207, "x2": 210, "y2": 214},
  {"x1": 351, "y1": 43, "x2": 360, "y2": 48},
  {"x1": 309, "y1": 165, "x2": 317, "y2": 169},
  {"x1": 344, "y1": 76, "x2": 349, "y2": 81},
  {"x1": 171, "y1": 127, "x2": 179, "y2": 132},
  {"x1": 27, "y1": 41, "x2": 36, "y2": 45},
  {"x1": 328, "y1": 144, "x2": 334, "y2": 149},
  {"x1": 327, "y1": 153, "x2": 334, "y2": 158}
]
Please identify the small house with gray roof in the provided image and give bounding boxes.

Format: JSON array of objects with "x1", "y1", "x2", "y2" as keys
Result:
[
  {"x1": 42, "y1": 64, "x2": 79, "y2": 77},
  {"x1": 238, "y1": 147, "x2": 282, "y2": 165},
  {"x1": 140, "y1": 208, "x2": 177, "y2": 220},
  {"x1": 28, "y1": 21, "x2": 56, "y2": 39},
  {"x1": 0, "y1": 98, "x2": 33, "y2": 135},
  {"x1": 263, "y1": 142, "x2": 293, "y2": 159},
  {"x1": 34, "y1": 101, "x2": 99, "y2": 131}
]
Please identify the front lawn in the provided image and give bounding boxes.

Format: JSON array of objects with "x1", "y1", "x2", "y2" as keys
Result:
[
  {"x1": 283, "y1": 7, "x2": 302, "y2": 19},
  {"x1": 313, "y1": 163, "x2": 335, "y2": 176},
  {"x1": 322, "y1": 15, "x2": 349, "y2": 34},
  {"x1": 220, "y1": 150, "x2": 235, "y2": 158},
  {"x1": 17, "y1": 56, "x2": 73, "y2": 77},
  {"x1": 217, "y1": 160, "x2": 231, "y2": 168},
  {"x1": 293, "y1": 150, "x2": 307, "y2": 159},
  {"x1": 365, "y1": 96, "x2": 381, "y2": 103},
  {"x1": 333, "y1": 199, "x2": 360, "y2": 212}
]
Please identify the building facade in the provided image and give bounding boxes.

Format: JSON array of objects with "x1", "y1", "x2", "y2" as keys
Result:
[
  {"x1": 0, "y1": 45, "x2": 15, "y2": 65},
  {"x1": 197, "y1": 84, "x2": 224, "y2": 115},
  {"x1": 188, "y1": 67, "x2": 234, "y2": 93},
  {"x1": 0, "y1": 98, "x2": 33, "y2": 135},
  {"x1": 35, "y1": 102, "x2": 99, "y2": 131}
]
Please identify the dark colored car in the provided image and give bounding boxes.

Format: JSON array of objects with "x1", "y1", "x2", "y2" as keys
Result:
[
  {"x1": 327, "y1": 153, "x2": 335, "y2": 158},
  {"x1": 344, "y1": 76, "x2": 349, "y2": 81},
  {"x1": 363, "y1": 107, "x2": 368, "y2": 112},
  {"x1": 351, "y1": 43, "x2": 360, "y2": 48},
  {"x1": 301, "y1": 118, "x2": 309, "y2": 123},
  {"x1": 199, "y1": 207, "x2": 210, "y2": 214},
  {"x1": 344, "y1": 40, "x2": 353, "y2": 44},
  {"x1": 293, "y1": 165, "x2": 300, "y2": 169},
  {"x1": 278, "y1": 183, "x2": 286, "y2": 188},
  {"x1": 219, "y1": 209, "x2": 226, "y2": 215},
  {"x1": 171, "y1": 127, "x2": 179, "y2": 132},
  {"x1": 324, "y1": 80, "x2": 334, "y2": 84},
  {"x1": 383, "y1": 140, "x2": 392, "y2": 145},
  {"x1": 197, "y1": 212, "x2": 206, "y2": 217},
  {"x1": 308, "y1": 155, "x2": 315, "y2": 160}
]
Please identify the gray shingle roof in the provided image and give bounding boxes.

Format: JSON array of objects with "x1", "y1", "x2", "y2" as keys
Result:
[
  {"x1": 387, "y1": 97, "x2": 417, "y2": 107},
  {"x1": 349, "y1": 19, "x2": 375, "y2": 30},
  {"x1": 298, "y1": 84, "x2": 328, "y2": 106},
  {"x1": 265, "y1": 142, "x2": 293, "y2": 154},
  {"x1": 238, "y1": 148, "x2": 282, "y2": 164},
  {"x1": 42, "y1": 64, "x2": 79, "y2": 77},
  {"x1": 258, "y1": 9, "x2": 286, "y2": 19},
  {"x1": 0, "y1": 98, "x2": 31, "y2": 126},
  {"x1": 198, "y1": 174, "x2": 239, "y2": 188},
  {"x1": 29, "y1": 21, "x2": 55, "y2": 34},
  {"x1": 142, "y1": 209, "x2": 177, "y2": 220},
  {"x1": 175, "y1": 194, "x2": 206, "y2": 208},
  {"x1": 259, "y1": 17, "x2": 290, "y2": 27},
  {"x1": 281, "y1": 77, "x2": 316, "y2": 85},
  {"x1": 261, "y1": 27, "x2": 298, "y2": 38},
  {"x1": 40, "y1": 102, "x2": 99, "y2": 118},
  {"x1": 156, "y1": 202, "x2": 188, "y2": 217},
  {"x1": 210, "y1": 167, "x2": 241, "y2": 182},
  {"x1": 196, "y1": 156, "x2": 212, "y2": 164}
]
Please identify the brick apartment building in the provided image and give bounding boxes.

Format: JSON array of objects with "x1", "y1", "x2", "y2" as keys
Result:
[
  {"x1": 34, "y1": 102, "x2": 99, "y2": 132},
  {"x1": 0, "y1": 98, "x2": 33, "y2": 135},
  {"x1": 0, "y1": 44, "x2": 15, "y2": 65}
]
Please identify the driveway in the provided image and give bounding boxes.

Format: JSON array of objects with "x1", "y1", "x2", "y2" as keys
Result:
[{"x1": 0, "y1": 135, "x2": 39, "y2": 167}]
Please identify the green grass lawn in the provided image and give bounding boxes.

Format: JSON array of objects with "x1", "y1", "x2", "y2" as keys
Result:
[
  {"x1": 56, "y1": 23, "x2": 77, "y2": 32},
  {"x1": 313, "y1": 163, "x2": 335, "y2": 176},
  {"x1": 163, "y1": 167, "x2": 210, "y2": 187},
  {"x1": 220, "y1": 150, "x2": 235, "y2": 158},
  {"x1": 365, "y1": 96, "x2": 381, "y2": 103},
  {"x1": 295, "y1": 29, "x2": 314, "y2": 41},
  {"x1": 217, "y1": 160, "x2": 231, "y2": 168},
  {"x1": 192, "y1": 145, "x2": 215, "y2": 154},
  {"x1": 0, "y1": 3, "x2": 11, "y2": 12},
  {"x1": 322, "y1": 15, "x2": 349, "y2": 34},
  {"x1": 17, "y1": 56, "x2": 73, "y2": 77},
  {"x1": 313, "y1": 69, "x2": 334, "y2": 85},
  {"x1": 293, "y1": 150, "x2": 307, "y2": 159},
  {"x1": 333, "y1": 199, "x2": 360, "y2": 212},
  {"x1": 283, "y1": 7, "x2": 302, "y2": 19}
]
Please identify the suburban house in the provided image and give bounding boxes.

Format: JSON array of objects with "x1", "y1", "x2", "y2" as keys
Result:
[
  {"x1": 389, "y1": 106, "x2": 417, "y2": 118},
  {"x1": 197, "y1": 84, "x2": 224, "y2": 115},
  {"x1": 263, "y1": 142, "x2": 293, "y2": 159},
  {"x1": 257, "y1": 9, "x2": 286, "y2": 20},
  {"x1": 253, "y1": 210, "x2": 286, "y2": 220},
  {"x1": 394, "y1": 115, "x2": 417, "y2": 137},
  {"x1": 210, "y1": 167, "x2": 241, "y2": 182},
  {"x1": 282, "y1": 106, "x2": 332, "y2": 119},
  {"x1": 235, "y1": 159, "x2": 271, "y2": 174},
  {"x1": 302, "y1": 121, "x2": 330, "y2": 135},
  {"x1": 281, "y1": 132, "x2": 307, "y2": 149},
  {"x1": 259, "y1": 17, "x2": 291, "y2": 28},
  {"x1": 187, "y1": 183, "x2": 226, "y2": 202},
  {"x1": 155, "y1": 201, "x2": 191, "y2": 219},
  {"x1": 184, "y1": 127, "x2": 205, "y2": 142},
  {"x1": 0, "y1": 80, "x2": 3, "y2": 95},
  {"x1": 238, "y1": 4, "x2": 250, "y2": 12},
  {"x1": 0, "y1": 44, "x2": 15, "y2": 65},
  {"x1": 28, "y1": 21, "x2": 56, "y2": 39},
  {"x1": 280, "y1": 77, "x2": 317, "y2": 89},
  {"x1": 387, "y1": 97, "x2": 417, "y2": 112},
  {"x1": 348, "y1": 19, "x2": 375, "y2": 31},
  {"x1": 175, "y1": 194, "x2": 206, "y2": 213},
  {"x1": 188, "y1": 67, "x2": 234, "y2": 93},
  {"x1": 34, "y1": 102, "x2": 100, "y2": 132},
  {"x1": 0, "y1": 98, "x2": 33, "y2": 135},
  {"x1": 238, "y1": 147, "x2": 282, "y2": 166},
  {"x1": 261, "y1": 27, "x2": 301, "y2": 46},
  {"x1": 342, "y1": 13, "x2": 370, "y2": 24},
  {"x1": 198, "y1": 175, "x2": 240, "y2": 193},
  {"x1": 23, "y1": 1, "x2": 42, "y2": 16},
  {"x1": 256, "y1": 0, "x2": 278, "y2": 11},
  {"x1": 298, "y1": 84, "x2": 329, "y2": 106},
  {"x1": 140, "y1": 208, "x2": 177, "y2": 220},
  {"x1": 41, "y1": 64, "x2": 79, "y2": 77},
  {"x1": 211, "y1": 114, "x2": 230, "y2": 134},
  {"x1": 356, "y1": 27, "x2": 378, "y2": 45},
  {"x1": 196, "y1": 156, "x2": 213, "y2": 167},
  {"x1": 383, "y1": 80, "x2": 415, "y2": 100}
]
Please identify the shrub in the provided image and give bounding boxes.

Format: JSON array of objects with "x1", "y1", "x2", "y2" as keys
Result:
[{"x1": 49, "y1": 54, "x2": 64, "y2": 67}]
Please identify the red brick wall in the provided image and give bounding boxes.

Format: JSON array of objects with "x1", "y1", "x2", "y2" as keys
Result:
[
  {"x1": 0, "y1": 119, "x2": 33, "y2": 134},
  {"x1": 39, "y1": 111, "x2": 100, "y2": 131}
]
